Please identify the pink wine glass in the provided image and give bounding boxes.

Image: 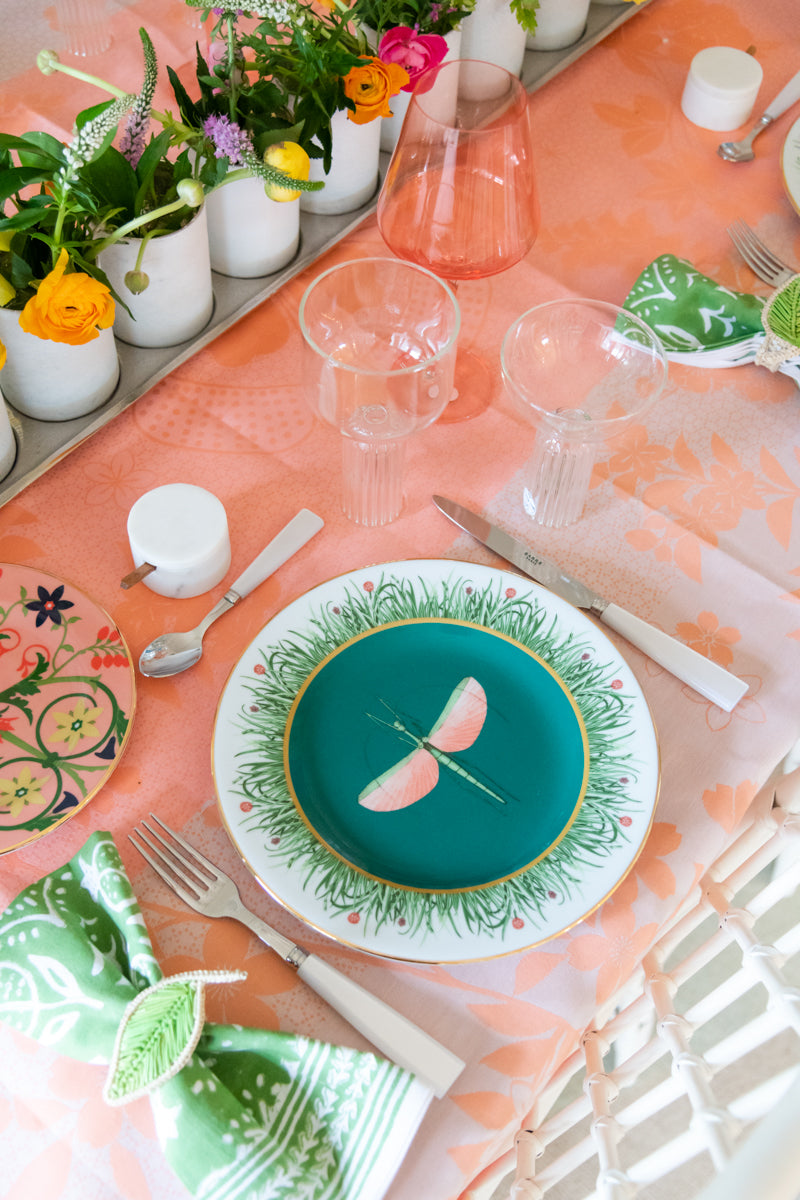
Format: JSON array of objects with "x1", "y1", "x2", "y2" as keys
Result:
[{"x1": 377, "y1": 58, "x2": 540, "y2": 422}]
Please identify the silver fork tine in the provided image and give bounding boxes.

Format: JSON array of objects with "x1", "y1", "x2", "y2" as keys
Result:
[
  {"x1": 146, "y1": 813, "x2": 219, "y2": 882},
  {"x1": 129, "y1": 826, "x2": 204, "y2": 906},
  {"x1": 727, "y1": 220, "x2": 794, "y2": 284}
]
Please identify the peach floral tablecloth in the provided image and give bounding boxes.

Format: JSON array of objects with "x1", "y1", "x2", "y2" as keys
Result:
[{"x1": 1, "y1": 0, "x2": 800, "y2": 1197}]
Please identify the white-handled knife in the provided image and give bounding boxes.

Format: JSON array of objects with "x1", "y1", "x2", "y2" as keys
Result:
[{"x1": 433, "y1": 496, "x2": 748, "y2": 712}]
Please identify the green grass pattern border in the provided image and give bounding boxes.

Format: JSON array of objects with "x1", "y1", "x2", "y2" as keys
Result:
[{"x1": 225, "y1": 568, "x2": 644, "y2": 941}]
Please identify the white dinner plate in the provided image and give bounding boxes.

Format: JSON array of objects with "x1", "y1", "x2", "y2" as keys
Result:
[{"x1": 212, "y1": 560, "x2": 660, "y2": 963}]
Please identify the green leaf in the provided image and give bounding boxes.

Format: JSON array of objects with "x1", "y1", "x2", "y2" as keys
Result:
[
  {"x1": 766, "y1": 277, "x2": 800, "y2": 348},
  {"x1": 134, "y1": 128, "x2": 173, "y2": 188},
  {"x1": 103, "y1": 969, "x2": 245, "y2": 1105},
  {"x1": 74, "y1": 99, "x2": 117, "y2": 130},
  {"x1": 82, "y1": 146, "x2": 139, "y2": 219},
  {"x1": 104, "y1": 978, "x2": 202, "y2": 1104},
  {"x1": 15, "y1": 130, "x2": 68, "y2": 164},
  {"x1": 0, "y1": 651, "x2": 49, "y2": 723}
]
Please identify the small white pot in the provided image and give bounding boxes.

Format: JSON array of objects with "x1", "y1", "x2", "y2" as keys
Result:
[
  {"x1": 301, "y1": 108, "x2": 382, "y2": 216},
  {"x1": 206, "y1": 173, "x2": 301, "y2": 278},
  {"x1": 527, "y1": 0, "x2": 591, "y2": 49},
  {"x1": 380, "y1": 29, "x2": 463, "y2": 153},
  {"x1": 0, "y1": 306, "x2": 118, "y2": 421},
  {"x1": 458, "y1": 0, "x2": 527, "y2": 78},
  {"x1": 98, "y1": 206, "x2": 214, "y2": 348}
]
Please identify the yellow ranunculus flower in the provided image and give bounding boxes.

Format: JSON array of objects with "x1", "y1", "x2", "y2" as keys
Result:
[
  {"x1": 263, "y1": 141, "x2": 312, "y2": 202},
  {"x1": 19, "y1": 248, "x2": 115, "y2": 345},
  {"x1": 343, "y1": 57, "x2": 409, "y2": 125}
]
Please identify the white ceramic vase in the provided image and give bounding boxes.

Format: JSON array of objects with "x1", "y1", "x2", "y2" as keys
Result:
[
  {"x1": 0, "y1": 397, "x2": 16, "y2": 480},
  {"x1": 98, "y1": 206, "x2": 214, "y2": 348},
  {"x1": 300, "y1": 108, "x2": 382, "y2": 216},
  {"x1": 380, "y1": 29, "x2": 463, "y2": 153},
  {"x1": 0, "y1": 306, "x2": 119, "y2": 421},
  {"x1": 458, "y1": 0, "x2": 528, "y2": 78},
  {"x1": 205, "y1": 174, "x2": 301, "y2": 278},
  {"x1": 527, "y1": 0, "x2": 591, "y2": 49}
]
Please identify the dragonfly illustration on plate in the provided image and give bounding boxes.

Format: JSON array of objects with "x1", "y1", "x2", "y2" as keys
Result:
[{"x1": 359, "y1": 676, "x2": 509, "y2": 812}]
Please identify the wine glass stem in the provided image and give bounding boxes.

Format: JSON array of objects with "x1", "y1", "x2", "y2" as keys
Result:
[{"x1": 341, "y1": 436, "x2": 406, "y2": 527}]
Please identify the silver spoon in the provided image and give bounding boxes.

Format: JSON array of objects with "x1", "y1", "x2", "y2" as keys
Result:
[
  {"x1": 718, "y1": 68, "x2": 800, "y2": 162},
  {"x1": 139, "y1": 508, "x2": 324, "y2": 677}
]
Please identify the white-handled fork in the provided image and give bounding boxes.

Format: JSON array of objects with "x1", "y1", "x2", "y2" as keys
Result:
[{"x1": 130, "y1": 814, "x2": 465, "y2": 1099}]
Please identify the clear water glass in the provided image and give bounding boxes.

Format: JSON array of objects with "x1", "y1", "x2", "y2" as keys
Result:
[
  {"x1": 299, "y1": 258, "x2": 460, "y2": 526},
  {"x1": 501, "y1": 299, "x2": 668, "y2": 529}
]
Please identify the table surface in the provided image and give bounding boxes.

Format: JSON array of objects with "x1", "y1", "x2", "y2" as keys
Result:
[{"x1": 1, "y1": 0, "x2": 800, "y2": 1197}]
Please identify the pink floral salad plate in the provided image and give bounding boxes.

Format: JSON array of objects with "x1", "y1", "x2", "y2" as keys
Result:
[
  {"x1": 0, "y1": 564, "x2": 135, "y2": 854},
  {"x1": 212, "y1": 560, "x2": 660, "y2": 963}
]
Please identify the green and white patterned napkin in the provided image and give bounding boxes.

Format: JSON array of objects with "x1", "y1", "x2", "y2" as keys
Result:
[
  {"x1": 623, "y1": 253, "x2": 800, "y2": 386},
  {"x1": 0, "y1": 831, "x2": 432, "y2": 1200}
]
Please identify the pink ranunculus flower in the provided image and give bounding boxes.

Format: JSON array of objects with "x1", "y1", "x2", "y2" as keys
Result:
[{"x1": 378, "y1": 26, "x2": 449, "y2": 92}]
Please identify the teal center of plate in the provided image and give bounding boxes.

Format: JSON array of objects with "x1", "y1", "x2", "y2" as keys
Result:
[{"x1": 284, "y1": 619, "x2": 588, "y2": 891}]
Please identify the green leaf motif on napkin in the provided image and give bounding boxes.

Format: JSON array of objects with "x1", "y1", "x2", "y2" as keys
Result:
[
  {"x1": 624, "y1": 253, "x2": 764, "y2": 351},
  {"x1": 103, "y1": 969, "x2": 245, "y2": 1106}
]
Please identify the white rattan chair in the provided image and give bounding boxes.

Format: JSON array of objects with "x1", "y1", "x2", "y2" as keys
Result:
[{"x1": 468, "y1": 754, "x2": 800, "y2": 1200}]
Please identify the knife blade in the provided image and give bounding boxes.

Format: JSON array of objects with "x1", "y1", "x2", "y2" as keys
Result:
[{"x1": 433, "y1": 496, "x2": 748, "y2": 713}]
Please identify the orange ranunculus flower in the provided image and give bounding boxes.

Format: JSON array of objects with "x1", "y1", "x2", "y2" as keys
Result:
[
  {"x1": 19, "y1": 248, "x2": 115, "y2": 346},
  {"x1": 343, "y1": 57, "x2": 409, "y2": 125},
  {"x1": 0, "y1": 338, "x2": 5, "y2": 372}
]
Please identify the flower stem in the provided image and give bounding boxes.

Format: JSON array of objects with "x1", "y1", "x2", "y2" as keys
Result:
[
  {"x1": 226, "y1": 17, "x2": 239, "y2": 122},
  {"x1": 93, "y1": 197, "x2": 189, "y2": 250},
  {"x1": 39, "y1": 52, "x2": 171, "y2": 127}
]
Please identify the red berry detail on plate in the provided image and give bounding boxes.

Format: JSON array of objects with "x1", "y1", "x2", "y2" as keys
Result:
[
  {"x1": 611, "y1": 679, "x2": 623, "y2": 689},
  {"x1": 363, "y1": 581, "x2": 374, "y2": 593},
  {"x1": 620, "y1": 816, "x2": 632, "y2": 827},
  {"x1": 240, "y1": 801, "x2": 253, "y2": 812},
  {"x1": 548, "y1": 890, "x2": 557, "y2": 899},
  {"x1": 505, "y1": 588, "x2": 516, "y2": 598},
  {"x1": 512, "y1": 917, "x2": 524, "y2": 929},
  {"x1": 348, "y1": 912, "x2": 361, "y2": 924},
  {"x1": 253, "y1": 663, "x2": 266, "y2": 675},
  {"x1": 270, "y1": 836, "x2": 280, "y2": 844}
]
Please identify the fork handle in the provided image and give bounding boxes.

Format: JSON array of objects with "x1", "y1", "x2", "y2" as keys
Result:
[{"x1": 297, "y1": 953, "x2": 465, "y2": 1098}]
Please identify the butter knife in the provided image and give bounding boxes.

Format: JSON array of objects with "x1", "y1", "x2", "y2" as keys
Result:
[{"x1": 433, "y1": 496, "x2": 748, "y2": 712}]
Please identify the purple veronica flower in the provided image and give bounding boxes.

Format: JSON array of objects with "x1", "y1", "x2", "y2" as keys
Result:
[
  {"x1": 203, "y1": 114, "x2": 254, "y2": 166},
  {"x1": 119, "y1": 114, "x2": 148, "y2": 169}
]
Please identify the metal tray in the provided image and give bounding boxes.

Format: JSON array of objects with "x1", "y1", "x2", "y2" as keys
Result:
[{"x1": 0, "y1": 0, "x2": 651, "y2": 507}]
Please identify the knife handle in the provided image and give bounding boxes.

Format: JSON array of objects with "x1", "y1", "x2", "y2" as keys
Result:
[
  {"x1": 600, "y1": 603, "x2": 749, "y2": 712},
  {"x1": 297, "y1": 953, "x2": 465, "y2": 1098}
]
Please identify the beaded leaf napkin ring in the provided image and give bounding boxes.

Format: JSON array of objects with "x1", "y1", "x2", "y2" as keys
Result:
[{"x1": 756, "y1": 275, "x2": 800, "y2": 371}]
